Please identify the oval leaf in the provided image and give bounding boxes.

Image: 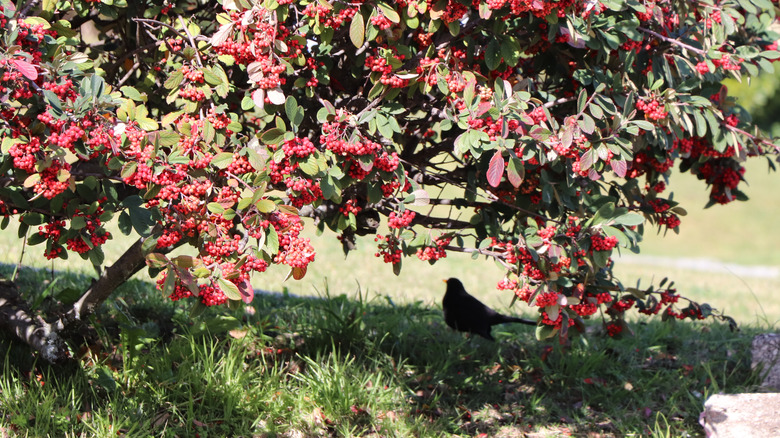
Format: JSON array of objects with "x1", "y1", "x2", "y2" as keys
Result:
[
  {"x1": 292, "y1": 266, "x2": 307, "y2": 280},
  {"x1": 611, "y1": 159, "x2": 627, "y2": 178},
  {"x1": 211, "y1": 22, "x2": 234, "y2": 47},
  {"x1": 266, "y1": 87, "x2": 285, "y2": 105},
  {"x1": 217, "y1": 278, "x2": 242, "y2": 301},
  {"x1": 506, "y1": 157, "x2": 525, "y2": 188},
  {"x1": 487, "y1": 150, "x2": 504, "y2": 187},
  {"x1": 349, "y1": 13, "x2": 365, "y2": 48},
  {"x1": 11, "y1": 59, "x2": 37, "y2": 80}
]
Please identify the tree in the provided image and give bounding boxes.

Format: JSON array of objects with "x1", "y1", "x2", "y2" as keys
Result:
[{"x1": 0, "y1": 0, "x2": 777, "y2": 361}]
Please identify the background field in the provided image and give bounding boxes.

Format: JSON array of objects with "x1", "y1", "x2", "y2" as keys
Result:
[{"x1": 1, "y1": 156, "x2": 778, "y2": 326}]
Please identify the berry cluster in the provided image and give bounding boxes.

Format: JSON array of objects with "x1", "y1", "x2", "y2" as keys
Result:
[
  {"x1": 416, "y1": 236, "x2": 451, "y2": 261},
  {"x1": 339, "y1": 199, "x2": 362, "y2": 217},
  {"x1": 179, "y1": 87, "x2": 206, "y2": 102},
  {"x1": 636, "y1": 97, "x2": 668, "y2": 121},
  {"x1": 590, "y1": 234, "x2": 619, "y2": 252},
  {"x1": 387, "y1": 210, "x2": 415, "y2": 229},
  {"x1": 374, "y1": 233, "x2": 402, "y2": 264}
]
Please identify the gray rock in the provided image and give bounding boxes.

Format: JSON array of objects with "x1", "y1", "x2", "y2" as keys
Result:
[
  {"x1": 752, "y1": 333, "x2": 780, "y2": 390},
  {"x1": 701, "y1": 393, "x2": 780, "y2": 437}
]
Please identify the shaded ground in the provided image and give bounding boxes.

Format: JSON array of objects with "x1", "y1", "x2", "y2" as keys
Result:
[{"x1": 0, "y1": 265, "x2": 766, "y2": 437}]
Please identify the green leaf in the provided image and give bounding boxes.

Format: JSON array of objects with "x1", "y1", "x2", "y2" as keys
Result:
[
  {"x1": 261, "y1": 128, "x2": 285, "y2": 145},
  {"x1": 123, "y1": 196, "x2": 155, "y2": 237},
  {"x1": 136, "y1": 117, "x2": 158, "y2": 132},
  {"x1": 579, "y1": 113, "x2": 595, "y2": 134},
  {"x1": 211, "y1": 151, "x2": 235, "y2": 169},
  {"x1": 485, "y1": 40, "x2": 501, "y2": 71},
  {"x1": 378, "y1": 2, "x2": 400, "y2": 23},
  {"x1": 146, "y1": 252, "x2": 170, "y2": 269},
  {"x1": 70, "y1": 216, "x2": 86, "y2": 229},
  {"x1": 577, "y1": 88, "x2": 588, "y2": 114},
  {"x1": 535, "y1": 324, "x2": 557, "y2": 340},
  {"x1": 120, "y1": 86, "x2": 146, "y2": 102},
  {"x1": 217, "y1": 278, "x2": 242, "y2": 301},
  {"x1": 207, "y1": 202, "x2": 225, "y2": 214},
  {"x1": 500, "y1": 38, "x2": 520, "y2": 67},
  {"x1": 592, "y1": 250, "x2": 610, "y2": 268},
  {"x1": 589, "y1": 102, "x2": 604, "y2": 120},
  {"x1": 256, "y1": 199, "x2": 276, "y2": 213},
  {"x1": 298, "y1": 156, "x2": 319, "y2": 176},
  {"x1": 349, "y1": 12, "x2": 365, "y2": 48},
  {"x1": 265, "y1": 225, "x2": 279, "y2": 254},
  {"x1": 610, "y1": 212, "x2": 644, "y2": 226},
  {"x1": 164, "y1": 70, "x2": 184, "y2": 90},
  {"x1": 118, "y1": 211, "x2": 132, "y2": 235},
  {"x1": 42, "y1": 90, "x2": 63, "y2": 115},
  {"x1": 202, "y1": 67, "x2": 222, "y2": 85},
  {"x1": 632, "y1": 120, "x2": 655, "y2": 131},
  {"x1": 20, "y1": 213, "x2": 45, "y2": 226},
  {"x1": 579, "y1": 148, "x2": 596, "y2": 171}
]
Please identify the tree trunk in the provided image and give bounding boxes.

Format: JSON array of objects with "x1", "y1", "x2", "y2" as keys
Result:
[{"x1": 0, "y1": 237, "x2": 148, "y2": 362}]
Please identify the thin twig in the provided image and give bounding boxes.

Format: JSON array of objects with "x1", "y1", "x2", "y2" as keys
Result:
[
  {"x1": 638, "y1": 27, "x2": 705, "y2": 56},
  {"x1": 177, "y1": 16, "x2": 205, "y2": 68},
  {"x1": 134, "y1": 18, "x2": 189, "y2": 42},
  {"x1": 724, "y1": 124, "x2": 780, "y2": 153}
]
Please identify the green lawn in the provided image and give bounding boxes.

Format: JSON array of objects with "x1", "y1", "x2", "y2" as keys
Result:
[{"x1": 0, "y1": 266, "x2": 767, "y2": 437}]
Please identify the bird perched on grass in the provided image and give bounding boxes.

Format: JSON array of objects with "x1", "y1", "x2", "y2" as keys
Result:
[{"x1": 442, "y1": 278, "x2": 536, "y2": 340}]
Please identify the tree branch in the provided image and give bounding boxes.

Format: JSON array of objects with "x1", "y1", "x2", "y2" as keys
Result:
[
  {"x1": 64, "y1": 237, "x2": 148, "y2": 322},
  {"x1": 0, "y1": 276, "x2": 66, "y2": 362},
  {"x1": 638, "y1": 27, "x2": 705, "y2": 56},
  {"x1": 0, "y1": 237, "x2": 149, "y2": 362}
]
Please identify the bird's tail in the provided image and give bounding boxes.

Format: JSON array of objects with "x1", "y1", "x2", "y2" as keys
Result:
[{"x1": 493, "y1": 314, "x2": 536, "y2": 326}]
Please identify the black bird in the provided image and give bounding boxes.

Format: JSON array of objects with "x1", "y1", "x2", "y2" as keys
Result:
[{"x1": 442, "y1": 278, "x2": 536, "y2": 341}]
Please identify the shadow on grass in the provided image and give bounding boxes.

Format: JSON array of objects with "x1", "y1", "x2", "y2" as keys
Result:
[{"x1": 0, "y1": 264, "x2": 768, "y2": 437}]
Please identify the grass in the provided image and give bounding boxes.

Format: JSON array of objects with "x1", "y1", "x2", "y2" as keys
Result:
[
  {"x1": 0, "y1": 266, "x2": 769, "y2": 437},
  {"x1": 634, "y1": 157, "x2": 780, "y2": 266}
]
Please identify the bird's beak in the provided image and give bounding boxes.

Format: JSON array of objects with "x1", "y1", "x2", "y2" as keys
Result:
[{"x1": 442, "y1": 279, "x2": 448, "y2": 283}]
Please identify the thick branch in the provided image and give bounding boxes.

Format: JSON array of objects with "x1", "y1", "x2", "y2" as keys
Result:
[
  {"x1": 0, "y1": 277, "x2": 65, "y2": 362},
  {"x1": 0, "y1": 237, "x2": 148, "y2": 362},
  {"x1": 65, "y1": 237, "x2": 147, "y2": 322}
]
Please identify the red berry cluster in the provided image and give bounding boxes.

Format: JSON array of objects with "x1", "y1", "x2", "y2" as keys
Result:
[
  {"x1": 636, "y1": 97, "x2": 668, "y2": 121},
  {"x1": 339, "y1": 199, "x2": 362, "y2": 217},
  {"x1": 496, "y1": 278, "x2": 534, "y2": 302},
  {"x1": 387, "y1": 210, "x2": 416, "y2": 229},
  {"x1": 627, "y1": 151, "x2": 674, "y2": 179},
  {"x1": 166, "y1": 37, "x2": 183, "y2": 52},
  {"x1": 370, "y1": 14, "x2": 393, "y2": 30},
  {"x1": 302, "y1": 3, "x2": 357, "y2": 29},
  {"x1": 181, "y1": 65, "x2": 205, "y2": 83},
  {"x1": 493, "y1": 240, "x2": 544, "y2": 281},
  {"x1": 179, "y1": 87, "x2": 206, "y2": 102},
  {"x1": 590, "y1": 234, "x2": 619, "y2": 252},
  {"x1": 609, "y1": 296, "x2": 635, "y2": 313},
  {"x1": 605, "y1": 322, "x2": 623, "y2": 337},
  {"x1": 274, "y1": 235, "x2": 315, "y2": 268},
  {"x1": 416, "y1": 236, "x2": 451, "y2": 261},
  {"x1": 537, "y1": 225, "x2": 557, "y2": 242},
  {"x1": 374, "y1": 233, "x2": 402, "y2": 264}
]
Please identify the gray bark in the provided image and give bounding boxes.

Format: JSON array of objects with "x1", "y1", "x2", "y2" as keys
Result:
[{"x1": 0, "y1": 237, "x2": 148, "y2": 362}]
